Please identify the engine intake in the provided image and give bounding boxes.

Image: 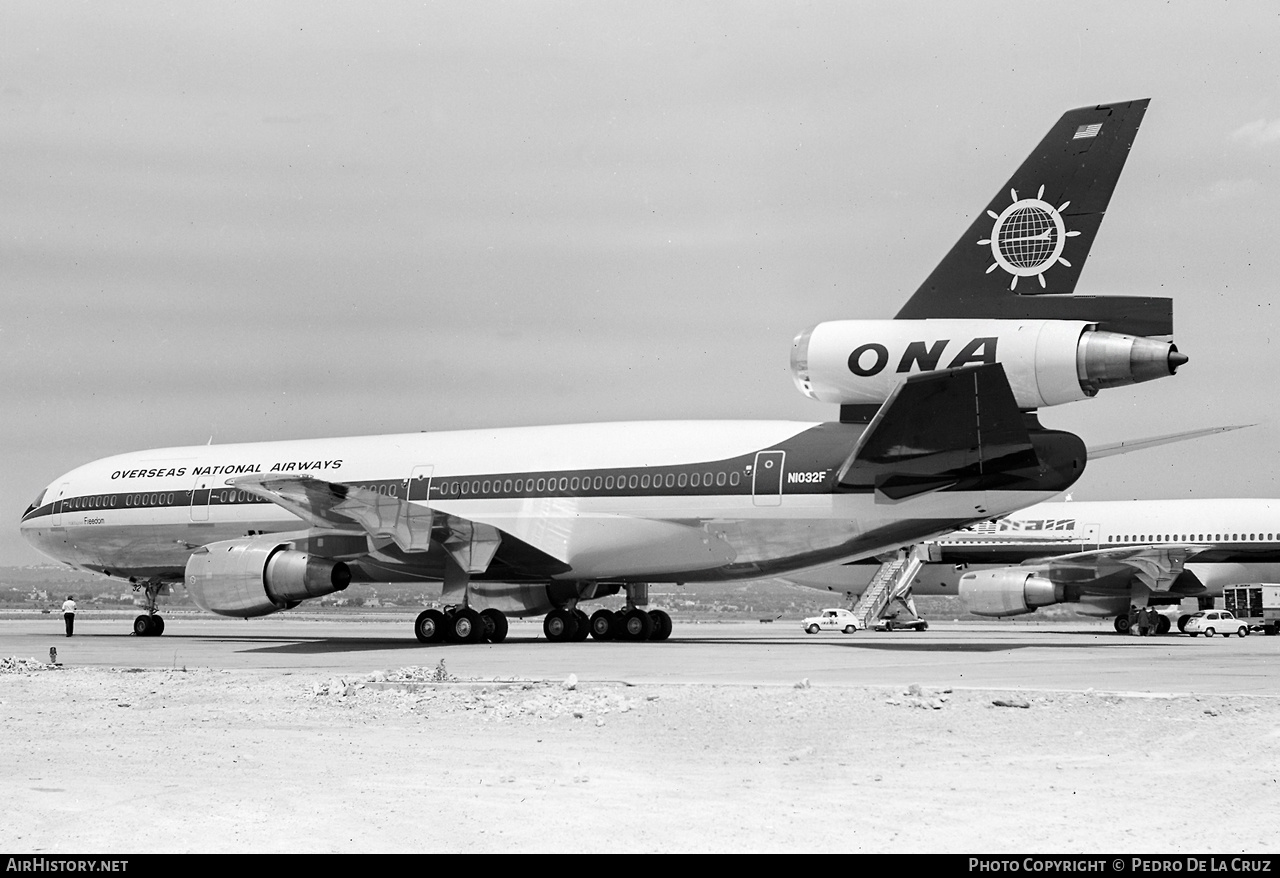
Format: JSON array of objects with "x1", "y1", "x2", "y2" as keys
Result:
[
  {"x1": 791, "y1": 318, "x2": 1183, "y2": 410},
  {"x1": 185, "y1": 537, "x2": 351, "y2": 618},
  {"x1": 959, "y1": 568, "x2": 1064, "y2": 617}
]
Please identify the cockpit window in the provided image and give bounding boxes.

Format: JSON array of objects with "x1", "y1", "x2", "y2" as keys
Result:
[{"x1": 25, "y1": 489, "x2": 47, "y2": 516}]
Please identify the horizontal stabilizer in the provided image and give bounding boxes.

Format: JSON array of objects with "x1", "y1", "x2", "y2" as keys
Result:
[
  {"x1": 1086, "y1": 424, "x2": 1252, "y2": 460},
  {"x1": 838, "y1": 363, "x2": 1038, "y2": 500}
]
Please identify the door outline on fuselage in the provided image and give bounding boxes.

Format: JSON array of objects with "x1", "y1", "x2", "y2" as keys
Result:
[
  {"x1": 52, "y1": 482, "x2": 70, "y2": 526},
  {"x1": 752, "y1": 451, "x2": 785, "y2": 507},
  {"x1": 190, "y1": 476, "x2": 216, "y2": 521},
  {"x1": 405, "y1": 465, "x2": 435, "y2": 547},
  {"x1": 1084, "y1": 522, "x2": 1100, "y2": 550},
  {"x1": 407, "y1": 465, "x2": 434, "y2": 502}
]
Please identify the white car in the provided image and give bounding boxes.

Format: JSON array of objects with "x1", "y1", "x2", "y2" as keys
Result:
[
  {"x1": 1184, "y1": 610, "x2": 1249, "y2": 638},
  {"x1": 802, "y1": 608, "x2": 860, "y2": 634}
]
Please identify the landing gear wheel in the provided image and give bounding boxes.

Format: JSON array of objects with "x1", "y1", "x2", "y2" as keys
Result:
[
  {"x1": 589, "y1": 609, "x2": 617, "y2": 640},
  {"x1": 133, "y1": 615, "x2": 157, "y2": 637},
  {"x1": 480, "y1": 609, "x2": 509, "y2": 643},
  {"x1": 1156, "y1": 616, "x2": 1170, "y2": 635},
  {"x1": 1177, "y1": 615, "x2": 1191, "y2": 633},
  {"x1": 414, "y1": 609, "x2": 447, "y2": 644},
  {"x1": 647, "y1": 609, "x2": 672, "y2": 641},
  {"x1": 618, "y1": 608, "x2": 655, "y2": 641},
  {"x1": 1114, "y1": 615, "x2": 1130, "y2": 634},
  {"x1": 446, "y1": 608, "x2": 486, "y2": 644},
  {"x1": 572, "y1": 609, "x2": 591, "y2": 642},
  {"x1": 543, "y1": 608, "x2": 578, "y2": 642}
]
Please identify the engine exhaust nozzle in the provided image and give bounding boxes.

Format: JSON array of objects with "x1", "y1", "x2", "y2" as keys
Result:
[{"x1": 1076, "y1": 331, "x2": 1185, "y2": 395}]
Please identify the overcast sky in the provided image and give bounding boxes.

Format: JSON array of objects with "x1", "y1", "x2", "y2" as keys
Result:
[{"x1": 4, "y1": 1, "x2": 1279, "y2": 566}]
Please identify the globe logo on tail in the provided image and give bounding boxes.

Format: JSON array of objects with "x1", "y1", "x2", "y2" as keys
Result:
[{"x1": 978, "y1": 185, "x2": 1081, "y2": 290}]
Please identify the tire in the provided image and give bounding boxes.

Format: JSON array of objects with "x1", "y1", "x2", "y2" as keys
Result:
[
  {"x1": 1114, "y1": 615, "x2": 1130, "y2": 634},
  {"x1": 1177, "y1": 614, "x2": 1191, "y2": 633},
  {"x1": 446, "y1": 608, "x2": 485, "y2": 644},
  {"x1": 133, "y1": 615, "x2": 153, "y2": 637},
  {"x1": 648, "y1": 609, "x2": 673, "y2": 641},
  {"x1": 572, "y1": 609, "x2": 591, "y2": 642},
  {"x1": 414, "y1": 609, "x2": 447, "y2": 644},
  {"x1": 480, "y1": 609, "x2": 508, "y2": 644},
  {"x1": 619, "y1": 608, "x2": 655, "y2": 641},
  {"x1": 843, "y1": 626, "x2": 856, "y2": 634},
  {"x1": 543, "y1": 609, "x2": 577, "y2": 642},
  {"x1": 1237, "y1": 627, "x2": 1249, "y2": 638},
  {"x1": 1204, "y1": 627, "x2": 1216, "y2": 638},
  {"x1": 806, "y1": 624, "x2": 820, "y2": 634},
  {"x1": 589, "y1": 609, "x2": 616, "y2": 641},
  {"x1": 1156, "y1": 616, "x2": 1171, "y2": 635},
  {"x1": 919, "y1": 621, "x2": 929, "y2": 631},
  {"x1": 150, "y1": 616, "x2": 165, "y2": 636}
]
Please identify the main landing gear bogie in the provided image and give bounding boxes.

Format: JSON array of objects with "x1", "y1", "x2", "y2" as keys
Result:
[
  {"x1": 413, "y1": 605, "x2": 676, "y2": 645},
  {"x1": 414, "y1": 607, "x2": 510, "y2": 645},
  {"x1": 552, "y1": 607, "x2": 672, "y2": 643}
]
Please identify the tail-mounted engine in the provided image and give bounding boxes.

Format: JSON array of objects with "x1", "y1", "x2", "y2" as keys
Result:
[
  {"x1": 791, "y1": 319, "x2": 1184, "y2": 410},
  {"x1": 185, "y1": 537, "x2": 351, "y2": 618}
]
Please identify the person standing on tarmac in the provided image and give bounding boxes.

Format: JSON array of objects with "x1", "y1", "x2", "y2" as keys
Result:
[
  {"x1": 61, "y1": 595, "x2": 76, "y2": 637},
  {"x1": 1137, "y1": 606, "x2": 1151, "y2": 637}
]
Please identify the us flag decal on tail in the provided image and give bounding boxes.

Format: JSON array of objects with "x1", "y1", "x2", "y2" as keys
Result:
[{"x1": 1073, "y1": 122, "x2": 1103, "y2": 139}]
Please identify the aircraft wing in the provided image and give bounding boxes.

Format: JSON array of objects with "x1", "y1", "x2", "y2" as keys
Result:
[
  {"x1": 1020, "y1": 544, "x2": 1211, "y2": 592},
  {"x1": 229, "y1": 473, "x2": 518, "y2": 573}
]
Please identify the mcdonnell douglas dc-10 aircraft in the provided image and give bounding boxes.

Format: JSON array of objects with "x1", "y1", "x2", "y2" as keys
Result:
[{"x1": 20, "y1": 99, "x2": 1188, "y2": 644}]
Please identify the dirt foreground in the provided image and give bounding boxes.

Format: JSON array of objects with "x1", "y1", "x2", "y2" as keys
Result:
[{"x1": 2, "y1": 657, "x2": 1278, "y2": 854}]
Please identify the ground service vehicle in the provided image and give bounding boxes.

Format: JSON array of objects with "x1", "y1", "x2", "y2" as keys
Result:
[
  {"x1": 873, "y1": 611, "x2": 929, "y2": 632},
  {"x1": 1222, "y1": 585, "x2": 1280, "y2": 635},
  {"x1": 802, "y1": 609, "x2": 860, "y2": 634},
  {"x1": 1183, "y1": 610, "x2": 1249, "y2": 638}
]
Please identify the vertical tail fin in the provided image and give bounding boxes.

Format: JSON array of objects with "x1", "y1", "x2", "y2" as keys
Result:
[{"x1": 896, "y1": 99, "x2": 1169, "y2": 336}]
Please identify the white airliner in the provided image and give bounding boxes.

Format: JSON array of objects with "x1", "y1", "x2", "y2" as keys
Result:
[
  {"x1": 787, "y1": 497, "x2": 1280, "y2": 635},
  {"x1": 19, "y1": 99, "x2": 1187, "y2": 644},
  {"x1": 934, "y1": 498, "x2": 1280, "y2": 632}
]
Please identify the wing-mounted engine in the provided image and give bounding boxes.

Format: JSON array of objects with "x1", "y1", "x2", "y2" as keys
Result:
[
  {"x1": 185, "y1": 536, "x2": 351, "y2": 618},
  {"x1": 958, "y1": 568, "x2": 1065, "y2": 617},
  {"x1": 792, "y1": 319, "x2": 1184, "y2": 411}
]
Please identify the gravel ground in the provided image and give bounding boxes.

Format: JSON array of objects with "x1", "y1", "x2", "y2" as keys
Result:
[{"x1": 2, "y1": 657, "x2": 1278, "y2": 853}]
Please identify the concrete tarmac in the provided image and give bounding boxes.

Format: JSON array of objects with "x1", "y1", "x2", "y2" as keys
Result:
[{"x1": 5, "y1": 612, "x2": 1279, "y2": 695}]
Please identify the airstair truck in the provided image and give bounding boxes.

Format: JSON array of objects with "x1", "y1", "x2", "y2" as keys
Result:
[{"x1": 1222, "y1": 585, "x2": 1280, "y2": 636}]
